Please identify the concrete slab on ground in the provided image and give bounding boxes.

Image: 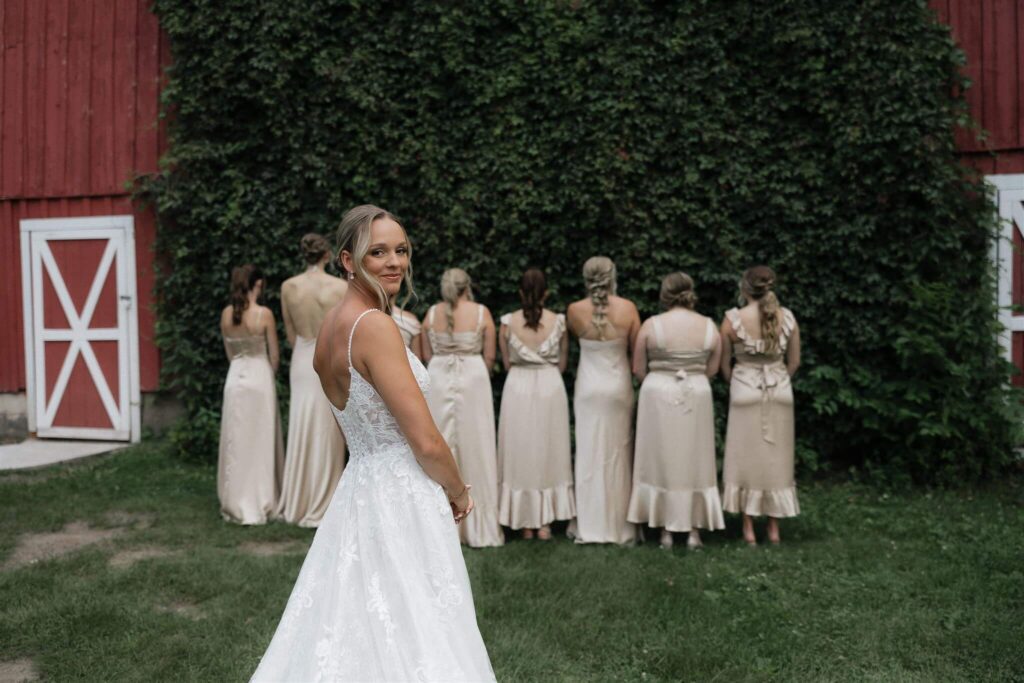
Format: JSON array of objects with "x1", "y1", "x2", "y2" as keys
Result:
[{"x1": 0, "y1": 439, "x2": 126, "y2": 471}]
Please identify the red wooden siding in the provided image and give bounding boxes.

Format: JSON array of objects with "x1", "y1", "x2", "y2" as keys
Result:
[
  {"x1": 0, "y1": 0, "x2": 164, "y2": 198},
  {"x1": 0, "y1": 197, "x2": 159, "y2": 392},
  {"x1": 0, "y1": 0, "x2": 166, "y2": 393},
  {"x1": 932, "y1": 0, "x2": 1024, "y2": 173}
]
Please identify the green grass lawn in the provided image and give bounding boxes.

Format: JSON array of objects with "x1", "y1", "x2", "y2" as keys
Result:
[{"x1": 1, "y1": 441, "x2": 1021, "y2": 682}]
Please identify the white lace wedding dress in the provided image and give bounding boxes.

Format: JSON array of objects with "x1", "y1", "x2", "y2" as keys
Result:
[{"x1": 251, "y1": 309, "x2": 495, "y2": 682}]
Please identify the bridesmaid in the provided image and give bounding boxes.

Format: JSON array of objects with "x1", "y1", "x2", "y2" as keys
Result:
[
  {"x1": 566, "y1": 257, "x2": 640, "y2": 545},
  {"x1": 627, "y1": 272, "x2": 725, "y2": 549},
  {"x1": 422, "y1": 268, "x2": 504, "y2": 547},
  {"x1": 497, "y1": 268, "x2": 575, "y2": 540},
  {"x1": 276, "y1": 234, "x2": 348, "y2": 527},
  {"x1": 721, "y1": 266, "x2": 801, "y2": 545},
  {"x1": 391, "y1": 301, "x2": 423, "y2": 359},
  {"x1": 218, "y1": 264, "x2": 284, "y2": 525}
]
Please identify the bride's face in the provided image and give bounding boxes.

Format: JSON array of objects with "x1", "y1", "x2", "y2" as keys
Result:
[{"x1": 363, "y1": 217, "x2": 410, "y2": 297}]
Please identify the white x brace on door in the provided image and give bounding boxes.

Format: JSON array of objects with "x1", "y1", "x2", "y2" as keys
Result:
[{"x1": 19, "y1": 215, "x2": 141, "y2": 441}]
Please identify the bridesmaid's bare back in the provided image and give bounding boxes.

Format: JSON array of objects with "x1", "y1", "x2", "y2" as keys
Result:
[
  {"x1": 506, "y1": 309, "x2": 560, "y2": 349},
  {"x1": 567, "y1": 295, "x2": 639, "y2": 341},
  {"x1": 282, "y1": 271, "x2": 348, "y2": 340},
  {"x1": 429, "y1": 301, "x2": 486, "y2": 334},
  {"x1": 220, "y1": 304, "x2": 270, "y2": 337}
]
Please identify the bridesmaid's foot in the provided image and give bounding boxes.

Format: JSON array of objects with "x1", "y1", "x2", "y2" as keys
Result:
[
  {"x1": 538, "y1": 525, "x2": 552, "y2": 541},
  {"x1": 522, "y1": 528, "x2": 535, "y2": 540},
  {"x1": 686, "y1": 530, "x2": 703, "y2": 550},
  {"x1": 660, "y1": 530, "x2": 674, "y2": 549},
  {"x1": 766, "y1": 517, "x2": 781, "y2": 545},
  {"x1": 742, "y1": 514, "x2": 757, "y2": 547}
]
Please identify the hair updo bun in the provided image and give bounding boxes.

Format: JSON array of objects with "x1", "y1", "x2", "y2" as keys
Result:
[
  {"x1": 660, "y1": 272, "x2": 697, "y2": 311},
  {"x1": 300, "y1": 232, "x2": 331, "y2": 265}
]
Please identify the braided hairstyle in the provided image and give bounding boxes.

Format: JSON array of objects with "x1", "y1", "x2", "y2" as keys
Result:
[
  {"x1": 659, "y1": 272, "x2": 697, "y2": 311},
  {"x1": 229, "y1": 264, "x2": 263, "y2": 325},
  {"x1": 741, "y1": 265, "x2": 780, "y2": 351},
  {"x1": 582, "y1": 256, "x2": 616, "y2": 339},
  {"x1": 440, "y1": 268, "x2": 474, "y2": 332},
  {"x1": 519, "y1": 268, "x2": 547, "y2": 330}
]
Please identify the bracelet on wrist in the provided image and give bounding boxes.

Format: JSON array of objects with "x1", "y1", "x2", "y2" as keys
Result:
[{"x1": 447, "y1": 484, "x2": 470, "y2": 502}]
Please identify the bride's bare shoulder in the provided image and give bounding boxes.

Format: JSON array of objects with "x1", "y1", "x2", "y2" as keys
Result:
[{"x1": 350, "y1": 310, "x2": 405, "y2": 352}]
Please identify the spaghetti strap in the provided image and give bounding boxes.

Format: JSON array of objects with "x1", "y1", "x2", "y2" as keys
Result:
[
  {"x1": 475, "y1": 304, "x2": 484, "y2": 332},
  {"x1": 348, "y1": 309, "x2": 381, "y2": 369},
  {"x1": 426, "y1": 305, "x2": 436, "y2": 327}
]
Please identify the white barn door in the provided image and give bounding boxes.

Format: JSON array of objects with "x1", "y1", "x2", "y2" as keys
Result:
[
  {"x1": 991, "y1": 174, "x2": 1024, "y2": 384},
  {"x1": 19, "y1": 216, "x2": 141, "y2": 441}
]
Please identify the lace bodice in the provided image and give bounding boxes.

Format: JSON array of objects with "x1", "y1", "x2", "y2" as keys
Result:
[
  {"x1": 224, "y1": 334, "x2": 268, "y2": 360},
  {"x1": 330, "y1": 310, "x2": 431, "y2": 458}
]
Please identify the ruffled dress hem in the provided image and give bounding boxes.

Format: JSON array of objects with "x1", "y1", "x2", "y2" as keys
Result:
[
  {"x1": 627, "y1": 483, "x2": 725, "y2": 532},
  {"x1": 459, "y1": 505, "x2": 505, "y2": 548},
  {"x1": 499, "y1": 482, "x2": 576, "y2": 529},
  {"x1": 722, "y1": 482, "x2": 800, "y2": 518}
]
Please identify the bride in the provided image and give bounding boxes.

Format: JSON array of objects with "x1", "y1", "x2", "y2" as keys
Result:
[{"x1": 251, "y1": 205, "x2": 495, "y2": 682}]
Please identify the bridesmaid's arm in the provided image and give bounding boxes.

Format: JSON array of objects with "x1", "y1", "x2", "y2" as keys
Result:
[
  {"x1": 706, "y1": 327, "x2": 723, "y2": 378},
  {"x1": 565, "y1": 301, "x2": 580, "y2": 338},
  {"x1": 419, "y1": 328, "x2": 432, "y2": 364},
  {"x1": 786, "y1": 322, "x2": 801, "y2": 377},
  {"x1": 499, "y1": 323, "x2": 511, "y2": 372},
  {"x1": 719, "y1": 318, "x2": 734, "y2": 383},
  {"x1": 558, "y1": 327, "x2": 569, "y2": 374},
  {"x1": 220, "y1": 307, "x2": 233, "y2": 362},
  {"x1": 481, "y1": 307, "x2": 497, "y2": 373},
  {"x1": 264, "y1": 307, "x2": 281, "y2": 372},
  {"x1": 412, "y1": 333, "x2": 424, "y2": 361},
  {"x1": 280, "y1": 284, "x2": 297, "y2": 348},
  {"x1": 632, "y1": 321, "x2": 649, "y2": 382},
  {"x1": 627, "y1": 302, "x2": 641, "y2": 350}
]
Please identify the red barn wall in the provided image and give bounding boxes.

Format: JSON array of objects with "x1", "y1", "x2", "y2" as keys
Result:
[
  {"x1": 0, "y1": 0, "x2": 168, "y2": 394},
  {"x1": 932, "y1": 0, "x2": 1024, "y2": 173}
]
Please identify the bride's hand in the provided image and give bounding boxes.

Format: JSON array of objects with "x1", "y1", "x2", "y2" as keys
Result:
[{"x1": 450, "y1": 486, "x2": 474, "y2": 524}]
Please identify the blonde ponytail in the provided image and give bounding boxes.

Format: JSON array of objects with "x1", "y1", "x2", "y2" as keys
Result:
[{"x1": 440, "y1": 268, "x2": 474, "y2": 332}]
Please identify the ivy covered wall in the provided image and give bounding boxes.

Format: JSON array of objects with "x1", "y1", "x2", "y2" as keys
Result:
[{"x1": 143, "y1": 0, "x2": 1020, "y2": 484}]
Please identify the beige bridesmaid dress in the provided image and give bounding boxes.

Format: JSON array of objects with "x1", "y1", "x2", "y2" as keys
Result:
[
  {"x1": 627, "y1": 315, "x2": 725, "y2": 532},
  {"x1": 218, "y1": 321, "x2": 284, "y2": 525},
  {"x1": 568, "y1": 337, "x2": 636, "y2": 544},
  {"x1": 276, "y1": 335, "x2": 346, "y2": 527},
  {"x1": 722, "y1": 308, "x2": 799, "y2": 518},
  {"x1": 497, "y1": 312, "x2": 576, "y2": 529},
  {"x1": 425, "y1": 305, "x2": 504, "y2": 547},
  {"x1": 392, "y1": 308, "x2": 422, "y2": 349}
]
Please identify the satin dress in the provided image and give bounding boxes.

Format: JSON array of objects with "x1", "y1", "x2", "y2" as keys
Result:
[{"x1": 425, "y1": 305, "x2": 504, "y2": 547}]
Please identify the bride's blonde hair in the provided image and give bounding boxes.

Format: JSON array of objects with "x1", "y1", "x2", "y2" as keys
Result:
[{"x1": 335, "y1": 204, "x2": 415, "y2": 312}]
